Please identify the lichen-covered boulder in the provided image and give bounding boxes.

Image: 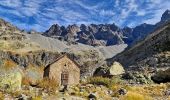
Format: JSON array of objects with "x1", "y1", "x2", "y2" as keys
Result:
[
  {"x1": 0, "y1": 72, "x2": 22, "y2": 92},
  {"x1": 109, "y1": 62, "x2": 125, "y2": 75}
]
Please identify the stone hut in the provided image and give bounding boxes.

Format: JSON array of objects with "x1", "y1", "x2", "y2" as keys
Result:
[{"x1": 43, "y1": 54, "x2": 80, "y2": 86}]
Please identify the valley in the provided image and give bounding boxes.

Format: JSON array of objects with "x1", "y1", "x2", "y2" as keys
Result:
[{"x1": 0, "y1": 8, "x2": 169, "y2": 100}]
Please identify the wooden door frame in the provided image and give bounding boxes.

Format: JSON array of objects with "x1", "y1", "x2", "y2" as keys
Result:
[{"x1": 61, "y1": 71, "x2": 69, "y2": 86}]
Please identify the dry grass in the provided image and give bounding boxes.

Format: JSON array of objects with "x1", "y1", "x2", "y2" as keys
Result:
[
  {"x1": 32, "y1": 96, "x2": 42, "y2": 100},
  {"x1": 22, "y1": 76, "x2": 31, "y2": 86},
  {"x1": 0, "y1": 92, "x2": 4, "y2": 100},
  {"x1": 37, "y1": 78, "x2": 59, "y2": 93},
  {"x1": 24, "y1": 64, "x2": 44, "y2": 86},
  {"x1": 10, "y1": 91, "x2": 22, "y2": 98},
  {"x1": 87, "y1": 76, "x2": 124, "y2": 89},
  {"x1": 125, "y1": 84, "x2": 167, "y2": 97},
  {"x1": 87, "y1": 77, "x2": 111, "y2": 87},
  {"x1": 2, "y1": 60, "x2": 17, "y2": 70},
  {"x1": 27, "y1": 64, "x2": 44, "y2": 71},
  {"x1": 119, "y1": 83, "x2": 170, "y2": 100},
  {"x1": 120, "y1": 91, "x2": 152, "y2": 100}
]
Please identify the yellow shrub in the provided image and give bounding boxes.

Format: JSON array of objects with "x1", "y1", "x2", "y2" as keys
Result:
[
  {"x1": 87, "y1": 77, "x2": 111, "y2": 87},
  {"x1": 32, "y1": 96, "x2": 42, "y2": 100},
  {"x1": 121, "y1": 91, "x2": 152, "y2": 100},
  {"x1": 87, "y1": 76, "x2": 124, "y2": 89},
  {"x1": 37, "y1": 78, "x2": 59, "y2": 93}
]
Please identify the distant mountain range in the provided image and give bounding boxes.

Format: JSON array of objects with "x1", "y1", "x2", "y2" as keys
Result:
[{"x1": 43, "y1": 10, "x2": 170, "y2": 46}]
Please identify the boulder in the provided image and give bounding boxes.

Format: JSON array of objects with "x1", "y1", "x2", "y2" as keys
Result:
[
  {"x1": 15, "y1": 94, "x2": 31, "y2": 100},
  {"x1": 151, "y1": 68, "x2": 170, "y2": 83},
  {"x1": 88, "y1": 93, "x2": 97, "y2": 100},
  {"x1": 109, "y1": 62, "x2": 125, "y2": 75},
  {"x1": 0, "y1": 72, "x2": 22, "y2": 92},
  {"x1": 118, "y1": 88, "x2": 127, "y2": 95},
  {"x1": 93, "y1": 67, "x2": 107, "y2": 77}
]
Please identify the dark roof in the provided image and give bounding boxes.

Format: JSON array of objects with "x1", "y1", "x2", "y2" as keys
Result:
[{"x1": 46, "y1": 54, "x2": 81, "y2": 68}]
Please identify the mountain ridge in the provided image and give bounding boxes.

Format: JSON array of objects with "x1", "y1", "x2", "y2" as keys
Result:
[{"x1": 43, "y1": 9, "x2": 170, "y2": 47}]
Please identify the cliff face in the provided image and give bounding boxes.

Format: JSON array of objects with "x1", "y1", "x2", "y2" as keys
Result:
[{"x1": 0, "y1": 50, "x2": 60, "y2": 67}]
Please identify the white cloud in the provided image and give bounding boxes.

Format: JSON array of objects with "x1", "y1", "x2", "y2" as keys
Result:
[
  {"x1": 0, "y1": 0, "x2": 22, "y2": 8},
  {"x1": 0, "y1": 0, "x2": 170, "y2": 31},
  {"x1": 73, "y1": 0, "x2": 101, "y2": 11},
  {"x1": 114, "y1": 0, "x2": 120, "y2": 7},
  {"x1": 100, "y1": 10, "x2": 115, "y2": 16},
  {"x1": 142, "y1": 0, "x2": 170, "y2": 24},
  {"x1": 120, "y1": 0, "x2": 138, "y2": 19},
  {"x1": 136, "y1": 10, "x2": 146, "y2": 16}
]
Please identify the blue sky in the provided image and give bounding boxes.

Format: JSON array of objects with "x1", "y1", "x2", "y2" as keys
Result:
[{"x1": 0, "y1": 0, "x2": 169, "y2": 32}]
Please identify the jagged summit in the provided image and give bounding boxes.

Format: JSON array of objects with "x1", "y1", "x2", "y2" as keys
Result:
[
  {"x1": 161, "y1": 9, "x2": 170, "y2": 22},
  {"x1": 43, "y1": 10, "x2": 170, "y2": 46},
  {"x1": 43, "y1": 23, "x2": 124, "y2": 46}
]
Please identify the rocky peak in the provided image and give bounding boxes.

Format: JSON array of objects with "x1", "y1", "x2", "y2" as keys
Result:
[
  {"x1": 161, "y1": 9, "x2": 170, "y2": 22},
  {"x1": 80, "y1": 24, "x2": 89, "y2": 32},
  {"x1": 44, "y1": 24, "x2": 62, "y2": 36},
  {"x1": 88, "y1": 24, "x2": 99, "y2": 33},
  {"x1": 66, "y1": 24, "x2": 80, "y2": 36},
  {"x1": 44, "y1": 23, "x2": 125, "y2": 46}
]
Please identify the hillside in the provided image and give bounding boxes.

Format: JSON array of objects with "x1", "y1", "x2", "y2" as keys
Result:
[
  {"x1": 108, "y1": 22, "x2": 170, "y2": 70},
  {"x1": 0, "y1": 18, "x2": 128, "y2": 80}
]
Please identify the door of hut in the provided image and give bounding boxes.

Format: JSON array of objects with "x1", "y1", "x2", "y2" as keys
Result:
[{"x1": 61, "y1": 71, "x2": 69, "y2": 86}]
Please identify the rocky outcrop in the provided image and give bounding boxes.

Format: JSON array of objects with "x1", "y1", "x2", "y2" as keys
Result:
[
  {"x1": 0, "y1": 50, "x2": 61, "y2": 67},
  {"x1": 151, "y1": 68, "x2": 170, "y2": 83},
  {"x1": 109, "y1": 62, "x2": 125, "y2": 76}
]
